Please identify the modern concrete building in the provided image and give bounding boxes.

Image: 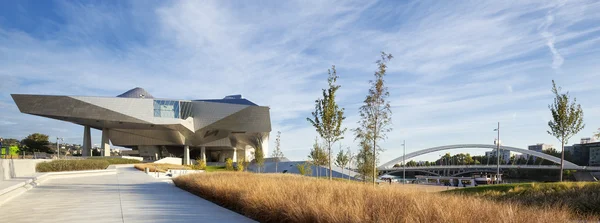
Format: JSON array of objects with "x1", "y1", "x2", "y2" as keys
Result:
[
  {"x1": 485, "y1": 149, "x2": 512, "y2": 163},
  {"x1": 568, "y1": 142, "x2": 600, "y2": 166},
  {"x1": 11, "y1": 87, "x2": 271, "y2": 165}
]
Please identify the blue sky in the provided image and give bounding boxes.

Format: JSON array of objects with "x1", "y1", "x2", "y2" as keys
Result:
[{"x1": 1, "y1": 0, "x2": 599, "y2": 163}]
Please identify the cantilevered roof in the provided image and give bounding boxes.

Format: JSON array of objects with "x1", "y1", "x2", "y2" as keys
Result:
[{"x1": 117, "y1": 87, "x2": 154, "y2": 99}]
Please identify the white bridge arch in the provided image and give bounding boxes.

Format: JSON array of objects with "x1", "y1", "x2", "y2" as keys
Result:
[{"x1": 378, "y1": 144, "x2": 578, "y2": 170}]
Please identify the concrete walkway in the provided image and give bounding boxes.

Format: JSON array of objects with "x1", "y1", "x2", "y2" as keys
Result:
[{"x1": 1, "y1": 166, "x2": 254, "y2": 223}]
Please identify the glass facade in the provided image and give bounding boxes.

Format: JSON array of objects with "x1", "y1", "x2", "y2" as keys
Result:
[
  {"x1": 153, "y1": 100, "x2": 180, "y2": 118},
  {"x1": 589, "y1": 146, "x2": 600, "y2": 166},
  {"x1": 153, "y1": 100, "x2": 194, "y2": 119}
]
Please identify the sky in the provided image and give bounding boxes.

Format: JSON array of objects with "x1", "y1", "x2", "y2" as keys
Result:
[{"x1": 1, "y1": 0, "x2": 599, "y2": 164}]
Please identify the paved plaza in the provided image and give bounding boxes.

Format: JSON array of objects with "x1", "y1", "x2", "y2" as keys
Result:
[{"x1": 1, "y1": 166, "x2": 254, "y2": 223}]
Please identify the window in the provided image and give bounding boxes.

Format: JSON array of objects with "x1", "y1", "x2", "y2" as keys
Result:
[{"x1": 153, "y1": 100, "x2": 180, "y2": 118}]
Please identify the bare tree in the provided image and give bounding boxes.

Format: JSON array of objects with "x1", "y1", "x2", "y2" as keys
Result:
[
  {"x1": 271, "y1": 131, "x2": 285, "y2": 173},
  {"x1": 547, "y1": 80, "x2": 585, "y2": 182}
]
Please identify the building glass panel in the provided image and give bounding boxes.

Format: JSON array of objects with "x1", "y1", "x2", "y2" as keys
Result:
[{"x1": 153, "y1": 100, "x2": 180, "y2": 118}]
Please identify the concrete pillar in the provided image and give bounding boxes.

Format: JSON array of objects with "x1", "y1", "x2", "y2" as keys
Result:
[
  {"x1": 82, "y1": 126, "x2": 91, "y2": 157},
  {"x1": 101, "y1": 128, "x2": 110, "y2": 157},
  {"x1": 436, "y1": 179, "x2": 440, "y2": 184},
  {"x1": 201, "y1": 146, "x2": 206, "y2": 161},
  {"x1": 458, "y1": 180, "x2": 464, "y2": 187},
  {"x1": 261, "y1": 134, "x2": 269, "y2": 158},
  {"x1": 470, "y1": 179, "x2": 475, "y2": 187},
  {"x1": 183, "y1": 145, "x2": 190, "y2": 165},
  {"x1": 232, "y1": 148, "x2": 237, "y2": 163}
]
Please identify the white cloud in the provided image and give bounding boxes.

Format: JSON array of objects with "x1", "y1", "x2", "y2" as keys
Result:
[{"x1": 1, "y1": 0, "x2": 599, "y2": 163}]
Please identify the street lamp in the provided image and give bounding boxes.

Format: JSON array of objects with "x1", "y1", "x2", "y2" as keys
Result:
[
  {"x1": 56, "y1": 137, "x2": 63, "y2": 159},
  {"x1": 401, "y1": 140, "x2": 406, "y2": 184},
  {"x1": 493, "y1": 122, "x2": 500, "y2": 184}
]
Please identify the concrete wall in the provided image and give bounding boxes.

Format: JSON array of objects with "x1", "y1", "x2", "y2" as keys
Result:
[
  {"x1": 115, "y1": 156, "x2": 144, "y2": 161},
  {"x1": 0, "y1": 159, "x2": 49, "y2": 180},
  {"x1": 154, "y1": 157, "x2": 182, "y2": 165}
]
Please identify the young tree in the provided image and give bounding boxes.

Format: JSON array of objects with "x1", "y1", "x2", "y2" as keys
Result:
[
  {"x1": 334, "y1": 146, "x2": 350, "y2": 179},
  {"x1": 346, "y1": 147, "x2": 355, "y2": 180},
  {"x1": 355, "y1": 52, "x2": 394, "y2": 185},
  {"x1": 308, "y1": 137, "x2": 328, "y2": 177},
  {"x1": 249, "y1": 133, "x2": 266, "y2": 173},
  {"x1": 271, "y1": 131, "x2": 285, "y2": 172},
  {"x1": 595, "y1": 128, "x2": 600, "y2": 141},
  {"x1": 307, "y1": 65, "x2": 347, "y2": 180},
  {"x1": 354, "y1": 132, "x2": 375, "y2": 182},
  {"x1": 547, "y1": 80, "x2": 585, "y2": 182}
]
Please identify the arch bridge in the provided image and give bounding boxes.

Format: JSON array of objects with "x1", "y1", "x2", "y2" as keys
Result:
[{"x1": 378, "y1": 144, "x2": 579, "y2": 170}]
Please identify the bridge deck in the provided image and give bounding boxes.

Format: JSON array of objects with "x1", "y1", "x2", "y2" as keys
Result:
[{"x1": 0, "y1": 166, "x2": 254, "y2": 223}]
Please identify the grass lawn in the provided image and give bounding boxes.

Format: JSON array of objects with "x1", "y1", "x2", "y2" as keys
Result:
[
  {"x1": 173, "y1": 172, "x2": 588, "y2": 223},
  {"x1": 448, "y1": 182, "x2": 600, "y2": 216},
  {"x1": 204, "y1": 165, "x2": 226, "y2": 172}
]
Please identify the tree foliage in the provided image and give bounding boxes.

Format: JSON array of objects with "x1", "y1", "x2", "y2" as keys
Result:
[
  {"x1": 334, "y1": 146, "x2": 350, "y2": 178},
  {"x1": 249, "y1": 133, "x2": 266, "y2": 173},
  {"x1": 21, "y1": 133, "x2": 51, "y2": 153},
  {"x1": 355, "y1": 134, "x2": 375, "y2": 182},
  {"x1": 308, "y1": 137, "x2": 328, "y2": 177},
  {"x1": 271, "y1": 131, "x2": 285, "y2": 172},
  {"x1": 547, "y1": 80, "x2": 584, "y2": 181},
  {"x1": 355, "y1": 52, "x2": 393, "y2": 185},
  {"x1": 296, "y1": 162, "x2": 311, "y2": 176},
  {"x1": 307, "y1": 65, "x2": 346, "y2": 180}
]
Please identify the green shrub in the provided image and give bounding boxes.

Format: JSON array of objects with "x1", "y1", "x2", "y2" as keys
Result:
[
  {"x1": 36, "y1": 160, "x2": 110, "y2": 172},
  {"x1": 225, "y1": 158, "x2": 234, "y2": 171},
  {"x1": 236, "y1": 157, "x2": 245, "y2": 171},
  {"x1": 195, "y1": 159, "x2": 206, "y2": 170}
]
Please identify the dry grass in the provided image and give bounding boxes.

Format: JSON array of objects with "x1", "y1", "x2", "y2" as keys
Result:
[
  {"x1": 450, "y1": 182, "x2": 600, "y2": 216},
  {"x1": 134, "y1": 163, "x2": 190, "y2": 173},
  {"x1": 173, "y1": 172, "x2": 583, "y2": 223},
  {"x1": 36, "y1": 159, "x2": 109, "y2": 172}
]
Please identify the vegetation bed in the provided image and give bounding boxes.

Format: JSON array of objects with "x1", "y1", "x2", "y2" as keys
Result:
[
  {"x1": 448, "y1": 182, "x2": 600, "y2": 216},
  {"x1": 36, "y1": 159, "x2": 110, "y2": 172},
  {"x1": 173, "y1": 172, "x2": 582, "y2": 223}
]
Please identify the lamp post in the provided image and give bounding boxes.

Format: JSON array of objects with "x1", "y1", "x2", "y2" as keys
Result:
[
  {"x1": 56, "y1": 137, "x2": 63, "y2": 159},
  {"x1": 401, "y1": 140, "x2": 406, "y2": 184},
  {"x1": 493, "y1": 122, "x2": 500, "y2": 184}
]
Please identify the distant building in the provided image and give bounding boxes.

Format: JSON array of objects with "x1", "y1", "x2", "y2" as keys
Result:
[
  {"x1": 581, "y1": 137, "x2": 594, "y2": 144},
  {"x1": 568, "y1": 142, "x2": 600, "y2": 166},
  {"x1": 485, "y1": 149, "x2": 512, "y2": 164},
  {"x1": 528, "y1": 143, "x2": 553, "y2": 152}
]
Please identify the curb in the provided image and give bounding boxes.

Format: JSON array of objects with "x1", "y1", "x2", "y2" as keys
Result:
[{"x1": 0, "y1": 169, "x2": 117, "y2": 206}]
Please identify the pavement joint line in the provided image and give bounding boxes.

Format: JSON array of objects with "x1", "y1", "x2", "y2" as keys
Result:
[{"x1": 116, "y1": 171, "x2": 126, "y2": 223}]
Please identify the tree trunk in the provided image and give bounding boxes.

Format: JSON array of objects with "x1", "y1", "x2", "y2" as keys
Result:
[
  {"x1": 329, "y1": 142, "x2": 333, "y2": 180},
  {"x1": 373, "y1": 133, "x2": 377, "y2": 186},
  {"x1": 560, "y1": 140, "x2": 565, "y2": 182}
]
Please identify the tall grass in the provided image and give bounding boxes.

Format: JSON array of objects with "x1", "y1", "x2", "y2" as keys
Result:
[
  {"x1": 36, "y1": 160, "x2": 110, "y2": 172},
  {"x1": 173, "y1": 172, "x2": 580, "y2": 223},
  {"x1": 450, "y1": 182, "x2": 600, "y2": 216}
]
